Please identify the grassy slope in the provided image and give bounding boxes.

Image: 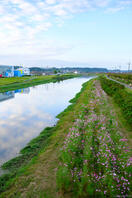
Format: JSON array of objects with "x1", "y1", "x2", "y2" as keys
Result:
[
  {"x1": 0, "y1": 74, "x2": 79, "y2": 93},
  {"x1": 0, "y1": 78, "x2": 131, "y2": 197},
  {"x1": 107, "y1": 73, "x2": 132, "y2": 87},
  {"x1": 100, "y1": 76, "x2": 132, "y2": 125},
  {"x1": 100, "y1": 75, "x2": 132, "y2": 144},
  {"x1": 99, "y1": 75, "x2": 132, "y2": 149},
  {"x1": 1, "y1": 78, "x2": 90, "y2": 197},
  {"x1": 57, "y1": 80, "x2": 131, "y2": 197},
  {"x1": 0, "y1": 79, "x2": 91, "y2": 198}
]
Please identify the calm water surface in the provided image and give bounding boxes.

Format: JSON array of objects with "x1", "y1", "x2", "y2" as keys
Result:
[{"x1": 0, "y1": 77, "x2": 92, "y2": 167}]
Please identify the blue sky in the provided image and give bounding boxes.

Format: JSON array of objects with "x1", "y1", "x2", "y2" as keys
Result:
[{"x1": 0, "y1": 0, "x2": 132, "y2": 69}]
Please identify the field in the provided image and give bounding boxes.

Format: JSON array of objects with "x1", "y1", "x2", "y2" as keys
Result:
[{"x1": 0, "y1": 76, "x2": 131, "y2": 197}]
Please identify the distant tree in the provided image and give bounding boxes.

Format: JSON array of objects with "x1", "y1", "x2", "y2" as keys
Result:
[{"x1": 54, "y1": 70, "x2": 57, "y2": 74}]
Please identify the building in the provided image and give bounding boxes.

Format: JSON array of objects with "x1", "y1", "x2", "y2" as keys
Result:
[
  {"x1": 0, "y1": 65, "x2": 14, "y2": 77},
  {"x1": 0, "y1": 65, "x2": 30, "y2": 77},
  {"x1": 14, "y1": 70, "x2": 23, "y2": 77},
  {"x1": 15, "y1": 67, "x2": 30, "y2": 76},
  {"x1": 74, "y1": 71, "x2": 78, "y2": 74},
  {"x1": 23, "y1": 67, "x2": 30, "y2": 75}
]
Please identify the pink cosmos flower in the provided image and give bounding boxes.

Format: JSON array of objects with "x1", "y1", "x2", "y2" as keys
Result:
[
  {"x1": 120, "y1": 139, "x2": 128, "y2": 142},
  {"x1": 129, "y1": 157, "x2": 132, "y2": 162}
]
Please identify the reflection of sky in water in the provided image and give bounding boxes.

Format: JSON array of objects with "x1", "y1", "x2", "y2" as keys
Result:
[{"x1": 0, "y1": 77, "x2": 92, "y2": 166}]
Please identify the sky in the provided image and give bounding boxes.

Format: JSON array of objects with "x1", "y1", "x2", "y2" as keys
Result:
[{"x1": 0, "y1": 0, "x2": 132, "y2": 69}]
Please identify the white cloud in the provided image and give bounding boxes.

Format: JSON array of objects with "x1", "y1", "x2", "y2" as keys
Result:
[
  {"x1": 0, "y1": 0, "x2": 131, "y2": 59},
  {"x1": 119, "y1": 0, "x2": 132, "y2": 5},
  {"x1": 45, "y1": 0, "x2": 57, "y2": 5},
  {"x1": 107, "y1": 6, "x2": 124, "y2": 13}
]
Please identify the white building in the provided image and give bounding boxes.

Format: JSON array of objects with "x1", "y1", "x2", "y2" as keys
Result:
[
  {"x1": 74, "y1": 71, "x2": 78, "y2": 74},
  {"x1": 23, "y1": 67, "x2": 30, "y2": 75},
  {"x1": 16, "y1": 67, "x2": 30, "y2": 75}
]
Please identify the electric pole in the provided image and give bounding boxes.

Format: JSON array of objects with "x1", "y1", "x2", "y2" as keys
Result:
[
  {"x1": 128, "y1": 61, "x2": 131, "y2": 72},
  {"x1": 119, "y1": 65, "x2": 121, "y2": 72}
]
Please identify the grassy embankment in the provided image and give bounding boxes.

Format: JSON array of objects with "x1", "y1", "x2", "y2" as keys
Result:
[
  {"x1": 100, "y1": 76, "x2": 132, "y2": 134},
  {"x1": 0, "y1": 77, "x2": 91, "y2": 197},
  {"x1": 57, "y1": 77, "x2": 132, "y2": 197},
  {"x1": 0, "y1": 74, "x2": 79, "y2": 93},
  {"x1": 107, "y1": 73, "x2": 132, "y2": 87},
  {"x1": 0, "y1": 76, "x2": 132, "y2": 197}
]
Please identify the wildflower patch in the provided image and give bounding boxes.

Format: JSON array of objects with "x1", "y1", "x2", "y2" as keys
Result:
[{"x1": 57, "y1": 80, "x2": 132, "y2": 197}]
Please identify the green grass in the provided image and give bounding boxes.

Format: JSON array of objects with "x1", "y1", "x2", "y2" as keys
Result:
[
  {"x1": 100, "y1": 76, "x2": 132, "y2": 126},
  {"x1": 108, "y1": 97, "x2": 132, "y2": 143},
  {"x1": 57, "y1": 79, "x2": 132, "y2": 197},
  {"x1": 107, "y1": 73, "x2": 132, "y2": 86},
  {"x1": 2, "y1": 127, "x2": 56, "y2": 172},
  {"x1": 0, "y1": 74, "x2": 80, "y2": 93},
  {"x1": 0, "y1": 77, "x2": 90, "y2": 196},
  {"x1": 0, "y1": 77, "x2": 131, "y2": 197},
  {"x1": 0, "y1": 126, "x2": 56, "y2": 194}
]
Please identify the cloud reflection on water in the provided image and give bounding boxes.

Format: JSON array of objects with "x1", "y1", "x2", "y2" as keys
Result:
[{"x1": 0, "y1": 77, "x2": 91, "y2": 165}]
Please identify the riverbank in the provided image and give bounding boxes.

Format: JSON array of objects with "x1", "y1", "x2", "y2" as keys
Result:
[
  {"x1": 0, "y1": 77, "x2": 131, "y2": 197},
  {"x1": 0, "y1": 74, "x2": 79, "y2": 93},
  {"x1": 0, "y1": 78, "x2": 91, "y2": 197}
]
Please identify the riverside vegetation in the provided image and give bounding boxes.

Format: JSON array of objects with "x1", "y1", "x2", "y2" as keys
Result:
[
  {"x1": 57, "y1": 79, "x2": 132, "y2": 197},
  {"x1": 0, "y1": 74, "x2": 79, "y2": 93},
  {"x1": 0, "y1": 75, "x2": 131, "y2": 197},
  {"x1": 107, "y1": 73, "x2": 132, "y2": 88}
]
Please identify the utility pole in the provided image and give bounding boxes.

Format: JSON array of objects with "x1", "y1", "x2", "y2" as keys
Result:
[
  {"x1": 115, "y1": 66, "x2": 117, "y2": 73},
  {"x1": 128, "y1": 61, "x2": 131, "y2": 72},
  {"x1": 119, "y1": 65, "x2": 121, "y2": 72}
]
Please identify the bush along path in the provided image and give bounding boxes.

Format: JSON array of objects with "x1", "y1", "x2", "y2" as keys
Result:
[{"x1": 57, "y1": 80, "x2": 132, "y2": 197}]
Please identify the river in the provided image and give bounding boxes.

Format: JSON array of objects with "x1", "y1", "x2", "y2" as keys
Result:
[{"x1": 0, "y1": 77, "x2": 93, "y2": 167}]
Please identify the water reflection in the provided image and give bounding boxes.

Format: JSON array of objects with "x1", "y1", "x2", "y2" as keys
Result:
[
  {"x1": 0, "y1": 91, "x2": 15, "y2": 102},
  {"x1": 14, "y1": 88, "x2": 30, "y2": 94},
  {"x1": 0, "y1": 88, "x2": 30, "y2": 103},
  {"x1": 0, "y1": 77, "x2": 92, "y2": 167}
]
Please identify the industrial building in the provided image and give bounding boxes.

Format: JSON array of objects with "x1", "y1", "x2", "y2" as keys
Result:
[
  {"x1": 0, "y1": 66, "x2": 30, "y2": 77},
  {"x1": 0, "y1": 66, "x2": 14, "y2": 77}
]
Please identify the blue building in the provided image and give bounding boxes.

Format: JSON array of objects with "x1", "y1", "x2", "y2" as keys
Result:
[{"x1": 14, "y1": 70, "x2": 24, "y2": 77}]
